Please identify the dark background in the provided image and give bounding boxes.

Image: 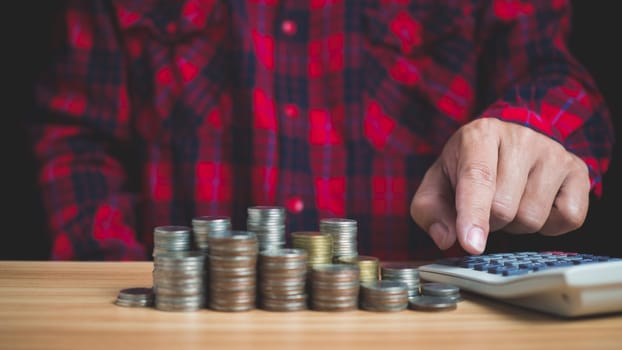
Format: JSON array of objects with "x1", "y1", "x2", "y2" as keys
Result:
[{"x1": 2, "y1": 1, "x2": 620, "y2": 260}]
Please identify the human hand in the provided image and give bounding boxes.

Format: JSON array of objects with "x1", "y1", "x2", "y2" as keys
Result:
[{"x1": 410, "y1": 118, "x2": 590, "y2": 255}]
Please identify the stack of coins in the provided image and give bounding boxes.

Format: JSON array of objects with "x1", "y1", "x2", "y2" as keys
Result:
[
  {"x1": 153, "y1": 251, "x2": 206, "y2": 312},
  {"x1": 409, "y1": 282, "x2": 462, "y2": 311},
  {"x1": 207, "y1": 230, "x2": 258, "y2": 312},
  {"x1": 247, "y1": 206, "x2": 287, "y2": 252},
  {"x1": 380, "y1": 262, "x2": 421, "y2": 299},
  {"x1": 291, "y1": 231, "x2": 333, "y2": 268},
  {"x1": 338, "y1": 255, "x2": 379, "y2": 284},
  {"x1": 310, "y1": 264, "x2": 360, "y2": 311},
  {"x1": 114, "y1": 287, "x2": 154, "y2": 308},
  {"x1": 421, "y1": 282, "x2": 463, "y2": 302},
  {"x1": 191, "y1": 215, "x2": 231, "y2": 252},
  {"x1": 360, "y1": 280, "x2": 409, "y2": 312},
  {"x1": 292, "y1": 231, "x2": 333, "y2": 299},
  {"x1": 319, "y1": 218, "x2": 358, "y2": 262},
  {"x1": 258, "y1": 248, "x2": 308, "y2": 311},
  {"x1": 152, "y1": 225, "x2": 193, "y2": 257}
]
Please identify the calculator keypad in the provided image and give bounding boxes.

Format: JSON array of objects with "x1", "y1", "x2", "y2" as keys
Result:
[{"x1": 437, "y1": 252, "x2": 621, "y2": 277}]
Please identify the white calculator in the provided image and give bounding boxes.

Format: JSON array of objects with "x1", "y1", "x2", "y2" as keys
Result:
[{"x1": 418, "y1": 251, "x2": 622, "y2": 317}]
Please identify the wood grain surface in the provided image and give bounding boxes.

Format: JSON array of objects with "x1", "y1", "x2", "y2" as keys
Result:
[{"x1": 1, "y1": 261, "x2": 621, "y2": 350}]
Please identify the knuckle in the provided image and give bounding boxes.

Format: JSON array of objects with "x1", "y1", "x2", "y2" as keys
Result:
[
  {"x1": 410, "y1": 195, "x2": 425, "y2": 218},
  {"x1": 470, "y1": 117, "x2": 500, "y2": 130},
  {"x1": 515, "y1": 205, "x2": 548, "y2": 233},
  {"x1": 490, "y1": 197, "x2": 517, "y2": 225},
  {"x1": 556, "y1": 201, "x2": 588, "y2": 231},
  {"x1": 410, "y1": 193, "x2": 436, "y2": 221},
  {"x1": 559, "y1": 152, "x2": 579, "y2": 169},
  {"x1": 460, "y1": 118, "x2": 498, "y2": 141},
  {"x1": 565, "y1": 215, "x2": 584, "y2": 231},
  {"x1": 461, "y1": 162, "x2": 496, "y2": 188},
  {"x1": 571, "y1": 156, "x2": 590, "y2": 179}
]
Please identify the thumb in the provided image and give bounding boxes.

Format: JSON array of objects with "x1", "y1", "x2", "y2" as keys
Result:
[{"x1": 410, "y1": 162, "x2": 457, "y2": 250}]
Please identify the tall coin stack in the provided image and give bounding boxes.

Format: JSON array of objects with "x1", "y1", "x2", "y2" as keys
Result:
[
  {"x1": 152, "y1": 225, "x2": 193, "y2": 257},
  {"x1": 153, "y1": 251, "x2": 206, "y2": 312},
  {"x1": 258, "y1": 248, "x2": 309, "y2": 311},
  {"x1": 319, "y1": 218, "x2": 358, "y2": 263},
  {"x1": 206, "y1": 230, "x2": 258, "y2": 311},
  {"x1": 310, "y1": 264, "x2": 360, "y2": 311},
  {"x1": 190, "y1": 215, "x2": 231, "y2": 304},
  {"x1": 291, "y1": 231, "x2": 333, "y2": 300},
  {"x1": 191, "y1": 215, "x2": 231, "y2": 252},
  {"x1": 360, "y1": 280, "x2": 409, "y2": 312},
  {"x1": 380, "y1": 262, "x2": 421, "y2": 299},
  {"x1": 247, "y1": 206, "x2": 286, "y2": 252}
]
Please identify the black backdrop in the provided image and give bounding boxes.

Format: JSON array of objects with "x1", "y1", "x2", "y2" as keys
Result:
[
  {"x1": 2, "y1": 1, "x2": 620, "y2": 260},
  {"x1": 493, "y1": 1, "x2": 621, "y2": 256}
]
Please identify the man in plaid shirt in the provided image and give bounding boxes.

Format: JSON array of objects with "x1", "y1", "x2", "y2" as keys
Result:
[{"x1": 27, "y1": 0, "x2": 614, "y2": 261}]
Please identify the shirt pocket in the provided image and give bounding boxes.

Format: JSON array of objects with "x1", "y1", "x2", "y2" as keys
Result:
[
  {"x1": 117, "y1": 1, "x2": 233, "y2": 143},
  {"x1": 360, "y1": 1, "x2": 473, "y2": 156}
]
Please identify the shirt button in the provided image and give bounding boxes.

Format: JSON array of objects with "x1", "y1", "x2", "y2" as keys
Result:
[
  {"x1": 286, "y1": 196, "x2": 304, "y2": 214},
  {"x1": 281, "y1": 20, "x2": 297, "y2": 36},
  {"x1": 284, "y1": 104, "x2": 299, "y2": 118},
  {"x1": 166, "y1": 22, "x2": 177, "y2": 34}
]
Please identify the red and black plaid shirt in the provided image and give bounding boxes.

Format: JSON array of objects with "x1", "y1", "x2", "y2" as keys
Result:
[{"x1": 28, "y1": 0, "x2": 614, "y2": 261}]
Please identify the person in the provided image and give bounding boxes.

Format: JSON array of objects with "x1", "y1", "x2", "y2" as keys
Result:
[{"x1": 26, "y1": 0, "x2": 614, "y2": 261}]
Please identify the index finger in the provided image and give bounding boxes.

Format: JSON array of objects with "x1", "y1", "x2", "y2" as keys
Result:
[{"x1": 453, "y1": 137, "x2": 499, "y2": 255}]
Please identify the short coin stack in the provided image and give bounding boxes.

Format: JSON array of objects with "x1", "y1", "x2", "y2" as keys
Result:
[
  {"x1": 409, "y1": 282, "x2": 462, "y2": 311},
  {"x1": 421, "y1": 282, "x2": 463, "y2": 302},
  {"x1": 207, "y1": 230, "x2": 259, "y2": 311},
  {"x1": 380, "y1": 262, "x2": 421, "y2": 299},
  {"x1": 291, "y1": 231, "x2": 333, "y2": 268},
  {"x1": 152, "y1": 225, "x2": 193, "y2": 257},
  {"x1": 191, "y1": 215, "x2": 231, "y2": 253},
  {"x1": 114, "y1": 287, "x2": 154, "y2": 308},
  {"x1": 310, "y1": 264, "x2": 360, "y2": 311},
  {"x1": 258, "y1": 248, "x2": 309, "y2": 311},
  {"x1": 319, "y1": 218, "x2": 358, "y2": 263},
  {"x1": 153, "y1": 251, "x2": 206, "y2": 312},
  {"x1": 338, "y1": 255, "x2": 379, "y2": 284},
  {"x1": 360, "y1": 280, "x2": 409, "y2": 312},
  {"x1": 247, "y1": 206, "x2": 286, "y2": 252}
]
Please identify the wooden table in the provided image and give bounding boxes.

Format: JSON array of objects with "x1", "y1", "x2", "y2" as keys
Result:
[{"x1": 1, "y1": 261, "x2": 621, "y2": 350}]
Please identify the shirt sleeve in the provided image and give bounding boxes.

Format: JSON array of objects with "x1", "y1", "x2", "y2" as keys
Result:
[
  {"x1": 475, "y1": 0, "x2": 614, "y2": 196},
  {"x1": 27, "y1": 0, "x2": 147, "y2": 260}
]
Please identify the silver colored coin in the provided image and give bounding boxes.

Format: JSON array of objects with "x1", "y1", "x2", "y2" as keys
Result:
[
  {"x1": 361, "y1": 280, "x2": 408, "y2": 293},
  {"x1": 421, "y1": 282, "x2": 460, "y2": 297},
  {"x1": 117, "y1": 287, "x2": 154, "y2": 301},
  {"x1": 408, "y1": 295, "x2": 457, "y2": 311},
  {"x1": 114, "y1": 299, "x2": 153, "y2": 308},
  {"x1": 312, "y1": 263, "x2": 359, "y2": 274},
  {"x1": 115, "y1": 287, "x2": 154, "y2": 307},
  {"x1": 260, "y1": 248, "x2": 308, "y2": 259}
]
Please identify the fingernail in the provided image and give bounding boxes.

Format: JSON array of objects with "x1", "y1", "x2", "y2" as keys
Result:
[
  {"x1": 430, "y1": 222, "x2": 450, "y2": 249},
  {"x1": 467, "y1": 226, "x2": 486, "y2": 253}
]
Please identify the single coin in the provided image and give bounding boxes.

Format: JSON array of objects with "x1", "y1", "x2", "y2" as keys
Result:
[
  {"x1": 420, "y1": 282, "x2": 460, "y2": 297},
  {"x1": 114, "y1": 299, "x2": 153, "y2": 308},
  {"x1": 115, "y1": 287, "x2": 154, "y2": 307},
  {"x1": 118, "y1": 287, "x2": 154, "y2": 300},
  {"x1": 439, "y1": 293, "x2": 464, "y2": 303},
  {"x1": 361, "y1": 280, "x2": 408, "y2": 293},
  {"x1": 408, "y1": 295, "x2": 457, "y2": 311}
]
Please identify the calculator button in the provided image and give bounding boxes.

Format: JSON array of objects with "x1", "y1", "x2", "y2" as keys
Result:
[{"x1": 503, "y1": 269, "x2": 530, "y2": 276}]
